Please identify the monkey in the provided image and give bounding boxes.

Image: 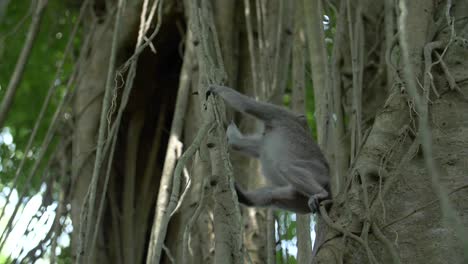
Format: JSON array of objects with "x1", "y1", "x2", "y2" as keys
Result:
[{"x1": 206, "y1": 85, "x2": 330, "y2": 214}]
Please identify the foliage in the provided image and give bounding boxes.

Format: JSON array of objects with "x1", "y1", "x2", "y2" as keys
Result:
[
  {"x1": 0, "y1": 1, "x2": 79, "y2": 261},
  {"x1": 57, "y1": 245, "x2": 73, "y2": 264},
  {"x1": 0, "y1": 0, "x2": 78, "y2": 189},
  {"x1": 265, "y1": 212, "x2": 300, "y2": 262},
  {"x1": 0, "y1": 254, "x2": 12, "y2": 264},
  {"x1": 275, "y1": 211, "x2": 298, "y2": 263}
]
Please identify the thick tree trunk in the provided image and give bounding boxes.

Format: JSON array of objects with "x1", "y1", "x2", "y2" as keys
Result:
[{"x1": 313, "y1": 0, "x2": 468, "y2": 263}]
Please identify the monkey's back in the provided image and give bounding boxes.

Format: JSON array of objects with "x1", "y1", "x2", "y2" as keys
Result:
[{"x1": 273, "y1": 119, "x2": 326, "y2": 161}]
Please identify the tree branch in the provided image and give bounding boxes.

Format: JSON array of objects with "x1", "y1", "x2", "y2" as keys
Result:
[{"x1": 0, "y1": 0, "x2": 48, "y2": 127}]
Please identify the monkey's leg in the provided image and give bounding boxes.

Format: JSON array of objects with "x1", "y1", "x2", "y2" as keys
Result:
[
  {"x1": 307, "y1": 188, "x2": 329, "y2": 213},
  {"x1": 226, "y1": 121, "x2": 261, "y2": 158},
  {"x1": 295, "y1": 180, "x2": 329, "y2": 213},
  {"x1": 278, "y1": 161, "x2": 330, "y2": 213},
  {"x1": 235, "y1": 183, "x2": 311, "y2": 214},
  {"x1": 228, "y1": 134, "x2": 262, "y2": 158},
  {"x1": 228, "y1": 135, "x2": 261, "y2": 158}
]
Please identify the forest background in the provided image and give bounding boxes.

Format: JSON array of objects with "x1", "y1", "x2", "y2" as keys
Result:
[{"x1": 0, "y1": 0, "x2": 467, "y2": 264}]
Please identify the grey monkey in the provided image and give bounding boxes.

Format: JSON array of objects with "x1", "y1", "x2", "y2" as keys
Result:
[{"x1": 207, "y1": 85, "x2": 330, "y2": 214}]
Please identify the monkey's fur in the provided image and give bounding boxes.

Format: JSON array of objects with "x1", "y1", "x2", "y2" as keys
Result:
[{"x1": 207, "y1": 85, "x2": 330, "y2": 214}]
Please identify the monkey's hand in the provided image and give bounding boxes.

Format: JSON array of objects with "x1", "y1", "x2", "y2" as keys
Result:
[
  {"x1": 206, "y1": 85, "x2": 220, "y2": 100},
  {"x1": 226, "y1": 121, "x2": 242, "y2": 145}
]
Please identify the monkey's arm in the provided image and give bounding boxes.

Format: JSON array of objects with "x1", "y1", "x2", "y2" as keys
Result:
[
  {"x1": 235, "y1": 183, "x2": 311, "y2": 214},
  {"x1": 226, "y1": 122, "x2": 261, "y2": 158},
  {"x1": 207, "y1": 85, "x2": 290, "y2": 123}
]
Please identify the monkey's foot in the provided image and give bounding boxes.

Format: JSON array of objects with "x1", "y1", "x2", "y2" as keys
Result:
[
  {"x1": 308, "y1": 197, "x2": 320, "y2": 214},
  {"x1": 226, "y1": 121, "x2": 241, "y2": 145}
]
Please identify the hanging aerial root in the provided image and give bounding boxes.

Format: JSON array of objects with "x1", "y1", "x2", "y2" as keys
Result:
[
  {"x1": 148, "y1": 120, "x2": 214, "y2": 263},
  {"x1": 183, "y1": 177, "x2": 207, "y2": 263},
  {"x1": 319, "y1": 201, "x2": 378, "y2": 264},
  {"x1": 372, "y1": 223, "x2": 401, "y2": 264}
]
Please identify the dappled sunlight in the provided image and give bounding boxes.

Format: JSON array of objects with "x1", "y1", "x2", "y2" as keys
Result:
[{"x1": 0, "y1": 187, "x2": 71, "y2": 261}]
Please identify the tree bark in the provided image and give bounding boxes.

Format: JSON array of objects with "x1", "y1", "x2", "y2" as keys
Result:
[{"x1": 313, "y1": 0, "x2": 468, "y2": 263}]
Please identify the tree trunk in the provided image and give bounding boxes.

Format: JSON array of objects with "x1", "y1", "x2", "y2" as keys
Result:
[{"x1": 313, "y1": 0, "x2": 468, "y2": 263}]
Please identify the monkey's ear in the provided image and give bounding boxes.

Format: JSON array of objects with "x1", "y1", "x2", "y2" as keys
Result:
[
  {"x1": 296, "y1": 114, "x2": 309, "y2": 127},
  {"x1": 297, "y1": 114, "x2": 306, "y2": 120},
  {"x1": 296, "y1": 114, "x2": 309, "y2": 128}
]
